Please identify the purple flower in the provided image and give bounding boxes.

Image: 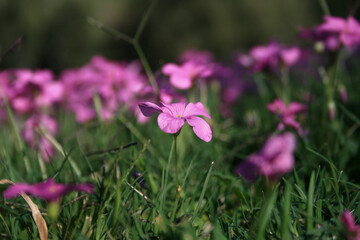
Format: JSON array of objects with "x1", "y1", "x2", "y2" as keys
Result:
[
  {"x1": 267, "y1": 99, "x2": 307, "y2": 135},
  {"x1": 139, "y1": 101, "x2": 212, "y2": 142},
  {"x1": 236, "y1": 133, "x2": 296, "y2": 182},
  {"x1": 3, "y1": 178, "x2": 94, "y2": 202},
  {"x1": 341, "y1": 210, "x2": 360, "y2": 240},
  {"x1": 162, "y1": 62, "x2": 212, "y2": 90}
]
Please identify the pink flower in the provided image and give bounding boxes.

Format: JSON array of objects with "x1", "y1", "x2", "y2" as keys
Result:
[
  {"x1": 238, "y1": 41, "x2": 301, "y2": 72},
  {"x1": 23, "y1": 114, "x2": 58, "y2": 162},
  {"x1": 341, "y1": 211, "x2": 360, "y2": 240},
  {"x1": 3, "y1": 178, "x2": 94, "y2": 202},
  {"x1": 178, "y1": 49, "x2": 214, "y2": 64},
  {"x1": 267, "y1": 99, "x2": 307, "y2": 135},
  {"x1": 162, "y1": 62, "x2": 212, "y2": 90},
  {"x1": 9, "y1": 69, "x2": 63, "y2": 114},
  {"x1": 236, "y1": 133, "x2": 296, "y2": 181},
  {"x1": 139, "y1": 102, "x2": 212, "y2": 142},
  {"x1": 317, "y1": 16, "x2": 360, "y2": 47},
  {"x1": 300, "y1": 16, "x2": 360, "y2": 50}
]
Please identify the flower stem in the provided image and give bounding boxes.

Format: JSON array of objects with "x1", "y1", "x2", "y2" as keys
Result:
[
  {"x1": 171, "y1": 135, "x2": 180, "y2": 221},
  {"x1": 160, "y1": 136, "x2": 175, "y2": 213}
]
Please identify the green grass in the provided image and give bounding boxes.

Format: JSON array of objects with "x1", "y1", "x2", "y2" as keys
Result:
[{"x1": 2, "y1": 2, "x2": 360, "y2": 239}]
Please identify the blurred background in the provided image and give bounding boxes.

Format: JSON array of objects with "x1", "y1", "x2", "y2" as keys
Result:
[{"x1": 0, "y1": 0, "x2": 357, "y2": 74}]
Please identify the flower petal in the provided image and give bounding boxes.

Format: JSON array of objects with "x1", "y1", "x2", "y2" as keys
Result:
[
  {"x1": 169, "y1": 74, "x2": 193, "y2": 90},
  {"x1": 161, "y1": 102, "x2": 186, "y2": 117},
  {"x1": 288, "y1": 102, "x2": 307, "y2": 114},
  {"x1": 183, "y1": 102, "x2": 211, "y2": 119},
  {"x1": 235, "y1": 154, "x2": 261, "y2": 182},
  {"x1": 186, "y1": 116, "x2": 212, "y2": 142},
  {"x1": 3, "y1": 183, "x2": 32, "y2": 199},
  {"x1": 139, "y1": 102, "x2": 163, "y2": 117},
  {"x1": 162, "y1": 63, "x2": 179, "y2": 75},
  {"x1": 157, "y1": 112, "x2": 185, "y2": 134}
]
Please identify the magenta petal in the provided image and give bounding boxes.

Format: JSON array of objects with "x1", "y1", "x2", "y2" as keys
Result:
[
  {"x1": 280, "y1": 47, "x2": 301, "y2": 67},
  {"x1": 288, "y1": 102, "x2": 307, "y2": 114},
  {"x1": 186, "y1": 116, "x2": 212, "y2": 142},
  {"x1": 139, "y1": 102, "x2": 163, "y2": 117},
  {"x1": 157, "y1": 112, "x2": 185, "y2": 134},
  {"x1": 267, "y1": 99, "x2": 287, "y2": 114},
  {"x1": 161, "y1": 102, "x2": 186, "y2": 117},
  {"x1": 183, "y1": 102, "x2": 211, "y2": 119},
  {"x1": 71, "y1": 183, "x2": 94, "y2": 194},
  {"x1": 341, "y1": 211, "x2": 357, "y2": 231},
  {"x1": 3, "y1": 184, "x2": 32, "y2": 199},
  {"x1": 318, "y1": 16, "x2": 347, "y2": 32}
]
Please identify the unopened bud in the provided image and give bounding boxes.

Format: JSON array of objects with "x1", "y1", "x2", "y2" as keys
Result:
[
  {"x1": 338, "y1": 84, "x2": 348, "y2": 103},
  {"x1": 314, "y1": 41, "x2": 325, "y2": 53},
  {"x1": 328, "y1": 101, "x2": 336, "y2": 120}
]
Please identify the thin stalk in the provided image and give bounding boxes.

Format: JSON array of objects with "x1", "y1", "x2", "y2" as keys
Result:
[
  {"x1": 281, "y1": 181, "x2": 292, "y2": 240},
  {"x1": 280, "y1": 66, "x2": 290, "y2": 104},
  {"x1": 255, "y1": 186, "x2": 278, "y2": 240},
  {"x1": 133, "y1": 40, "x2": 159, "y2": 98},
  {"x1": 191, "y1": 161, "x2": 215, "y2": 223},
  {"x1": 319, "y1": 0, "x2": 331, "y2": 15},
  {"x1": 160, "y1": 137, "x2": 175, "y2": 213},
  {"x1": 134, "y1": 0, "x2": 158, "y2": 41},
  {"x1": 171, "y1": 135, "x2": 180, "y2": 221},
  {"x1": 87, "y1": 17, "x2": 133, "y2": 44},
  {"x1": 307, "y1": 171, "x2": 315, "y2": 232}
]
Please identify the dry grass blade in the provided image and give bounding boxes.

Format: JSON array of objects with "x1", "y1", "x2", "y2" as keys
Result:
[{"x1": 0, "y1": 179, "x2": 48, "y2": 240}]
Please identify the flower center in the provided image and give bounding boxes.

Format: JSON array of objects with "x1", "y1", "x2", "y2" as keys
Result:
[
  {"x1": 49, "y1": 186, "x2": 56, "y2": 193},
  {"x1": 177, "y1": 114, "x2": 181, "y2": 118}
]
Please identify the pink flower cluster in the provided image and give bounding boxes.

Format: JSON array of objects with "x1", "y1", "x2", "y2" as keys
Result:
[
  {"x1": 300, "y1": 16, "x2": 360, "y2": 50},
  {"x1": 238, "y1": 41, "x2": 302, "y2": 72},
  {"x1": 0, "y1": 56, "x2": 157, "y2": 161},
  {"x1": 236, "y1": 133, "x2": 296, "y2": 182},
  {"x1": 60, "y1": 56, "x2": 151, "y2": 123}
]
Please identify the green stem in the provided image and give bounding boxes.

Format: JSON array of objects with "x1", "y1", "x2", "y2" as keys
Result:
[
  {"x1": 133, "y1": 41, "x2": 159, "y2": 98},
  {"x1": 319, "y1": 0, "x2": 331, "y2": 15},
  {"x1": 171, "y1": 135, "x2": 180, "y2": 221},
  {"x1": 280, "y1": 66, "x2": 290, "y2": 104},
  {"x1": 160, "y1": 136, "x2": 176, "y2": 213}
]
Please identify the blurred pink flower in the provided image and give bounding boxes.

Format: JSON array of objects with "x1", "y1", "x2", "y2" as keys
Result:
[
  {"x1": 23, "y1": 114, "x2": 58, "y2": 162},
  {"x1": 7, "y1": 69, "x2": 63, "y2": 114},
  {"x1": 341, "y1": 210, "x2": 360, "y2": 240},
  {"x1": 317, "y1": 16, "x2": 360, "y2": 47},
  {"x1": 3, "y1": 178, "x2": 94, "y2": 202},
  {"x1": 236, "y1": 133, "x2": 296, "y2": 181},
  {"x1": 238, "y1": 41, "x2": 301, "y2": 72},
  {"x1": 60, "y1": 56, "x2": 149, "y2": 123},
  {"x1": 139, "y1": 101, "x2": 212, "y2": 142},
  {"x1": 178, "y1": 49, "x2": 214, "y2": 64},
  {"x1": 267, "y1": 99, "x2": 307, "y2": 135},
  {"x1": 162, "y1": 62, "x2": 212, "y2": 90},
  {"x1": 299, "y1": 16, "x2": 360, "y2": 50}
]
